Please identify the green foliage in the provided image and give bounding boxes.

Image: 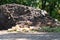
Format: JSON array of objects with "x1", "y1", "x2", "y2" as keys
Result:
[
  {"x1": 38, "y1": 26, "x2": 60, "y2": 32},
  {"x1": 0, "y1": 0, "x2": 60, "y2": 20}
]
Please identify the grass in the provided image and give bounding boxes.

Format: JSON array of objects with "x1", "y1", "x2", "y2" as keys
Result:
[
  {"x1": 7, "y1": 26, "x2": 60, "y2": 32},
  {"x1": 38, "y1": 26, "x2": 60, "y2": 32}
]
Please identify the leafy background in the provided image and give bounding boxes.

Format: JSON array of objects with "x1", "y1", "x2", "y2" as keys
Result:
[{"x1": 0, "y1": 0, "x2": 60, "y2": 21}]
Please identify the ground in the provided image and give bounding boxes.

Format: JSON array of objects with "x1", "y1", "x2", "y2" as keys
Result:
[{"x1": 0, "y1": 30, "x2": 60, "y2": 40}]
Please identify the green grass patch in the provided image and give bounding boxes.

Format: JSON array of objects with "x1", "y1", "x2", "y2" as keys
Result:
[{"x1": 38, "y1": 26, "x2": 60, "y2": 32}]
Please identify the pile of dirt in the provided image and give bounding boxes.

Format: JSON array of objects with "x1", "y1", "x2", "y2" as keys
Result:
[{"x1": 0, "y1": 4, "x2": 59, "y2": 30}]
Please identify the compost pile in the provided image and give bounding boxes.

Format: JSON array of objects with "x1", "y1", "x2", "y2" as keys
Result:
[{"x1": 0, "y1": 4, "x2": 59, "y2": 30}]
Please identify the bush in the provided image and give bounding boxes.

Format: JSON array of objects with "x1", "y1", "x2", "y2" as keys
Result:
[{"x1": 0, "y1": 0, "x2": 60, "y2": 20}]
